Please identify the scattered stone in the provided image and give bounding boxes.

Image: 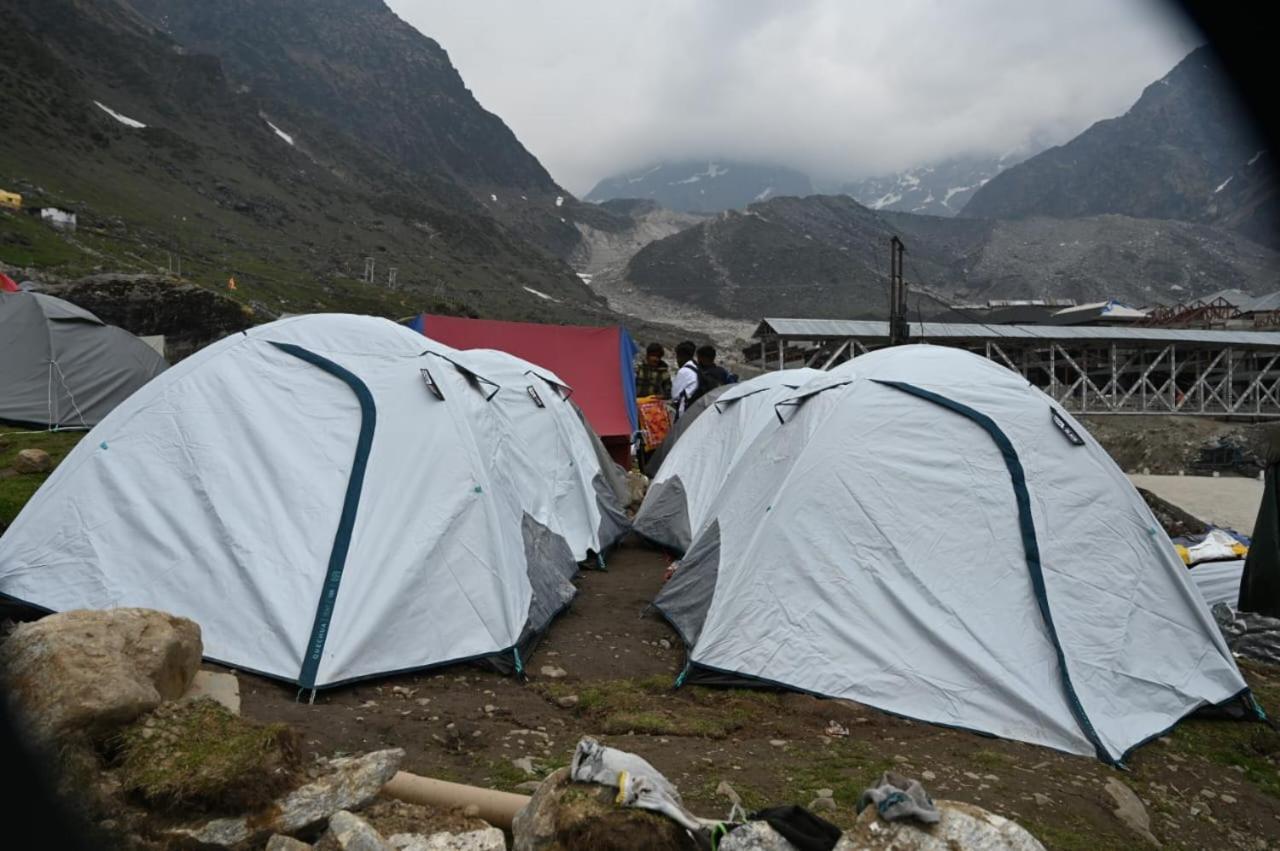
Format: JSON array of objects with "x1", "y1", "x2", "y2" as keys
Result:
[
  {"x1": 837, "y1": 798, "x2": 1046, "y2": 850},
  {"x1": 659, "y1": 639, "x2": 671, "y2": 650},
  {"x1": 808, "y1": 796, "x2": 837, "y2": 812},
  {"x1": 515, "y1": 781, "x2": 543, "y2": 794},
  {"x1": 13, "y1": 448, "x2": 51, "y2": 473},
  {"x1": 768, "y1": 739, "x2": 787, "y2": 747},
  {"x1": 555, "y1": 695, "x2": 579, "y2": 709},
  {"x1": 540, "y1": 666, "x2": 567, "y2": 679},
  {"x1": 391, "y1": 828, "x2": 506, "y2": 850},
  {"x1": 511, "y1": 767, "x2": 698, "y2": 850},
  {"x1": 982, "y1": 774, "x2": 1000, "y2": 782},
  {"x1": 625, "y1": 469, "x2": 648, "y2": 509},
  {"x1": 513, "y1": 756, "x2": 537, "y2": 776},
  {"x1": 964, "y1": 772, "x2": 982, "y2": 781},
  {"x1": 483, "y1": 705, "x2": 497, "y2": 714},
  {"x1": 815, "y1": 788, "x2": 834, "y2": 799},
  {"x1": 267, "y1": 836, "x2": 314, "y2": 851},
  {"x1": 1220, "y1": 794, "x2": 1237, "y2": 805},
  {"x1": 1104, "y1": 777, "x2": 1160, "y2": 848},
  {"x1": 184, "y1": 670, "x2": 241, "y2": 714},
  {"x1": 921, "y1": 771, "x2": 936, "y2": 782},
  {"x1": 717, "y1": 780, "x2": 743, "y2": 808},
  {"x1": 893, "y1": 755, "x2": 910, "y2": 764},
  {"x1": 1200, "y1": 789, "x2": 1217, "y2": 799},
  {"x1": 0, "y1": 608, "x2": 201, "y2": 740},
  {"x1": 720, "y1": 821, "x2": 799, "y2": 850},
  {"x1": 1033, "y1": 793, "x2": 1052, "y2": 807},
  {"x1": 825, "y1": 721, "x2": 850, "y2": 737},
  {"x1": 362, "y1": 798, "x2": 490, "y2": 842},
  {"x1": 171, "y1": 748, "x2": 404, "y2": 847},
  {"x1": 316, "y1": 810, "x2": 392, "y2": 851}
]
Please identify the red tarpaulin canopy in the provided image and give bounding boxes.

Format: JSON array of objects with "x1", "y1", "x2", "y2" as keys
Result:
[
  {"x1": 408, "y1": 314, "x2": 639, "y2": 445},
  {"x1": 0, "y1": 272, "x2": 19, "y2": 293}
]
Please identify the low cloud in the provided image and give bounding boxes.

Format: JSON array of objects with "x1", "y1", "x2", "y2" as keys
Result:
[{"x1": 389, "y1": 0, "x2": 1203, "y2": 194}]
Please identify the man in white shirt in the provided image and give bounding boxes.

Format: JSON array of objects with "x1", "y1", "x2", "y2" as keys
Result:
[{"x1": 671, "y1": 340, "x2": 700, "y2": 418}]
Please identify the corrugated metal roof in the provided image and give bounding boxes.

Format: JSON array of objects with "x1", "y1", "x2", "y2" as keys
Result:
[
  {"x1": 1184, "y1": 289, "x2": 1280, "y2": 314},
  {"x1": 754, "y1": 318, "x2": 1280, "y2": 347}
]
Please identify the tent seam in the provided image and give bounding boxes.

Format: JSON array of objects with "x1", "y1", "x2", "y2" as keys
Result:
[
  {"x1": 874, "y1": 379, "x2": 1114, "y2": 764},
  {"x1": 270, "y1": 341, "x2": 377, "y2": 690}
]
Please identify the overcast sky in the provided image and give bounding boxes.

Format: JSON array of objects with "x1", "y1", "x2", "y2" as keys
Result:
[{"x1": 387, "y1": 0, "x2": 1202, "y2": 195}]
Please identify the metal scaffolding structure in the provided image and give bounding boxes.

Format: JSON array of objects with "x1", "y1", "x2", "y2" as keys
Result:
[{"x1": 749, "y1": 319, "x2": 1280, "y2": 417}]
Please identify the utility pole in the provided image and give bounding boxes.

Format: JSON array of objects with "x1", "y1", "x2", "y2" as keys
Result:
[
  {"x1": 362, "y1": 257, "x2": 375, "y2": 283},
  {"x1": 888, "y1": 236, "x2": 909, "y2": 346},
  {"x1": 387, "y1": 267, "x2": 398, "y2": 289}
]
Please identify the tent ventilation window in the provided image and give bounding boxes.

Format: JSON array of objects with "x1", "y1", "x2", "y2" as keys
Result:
[
  {"x1": 420, "y1": 368, "x2": 445, "y2": 400},
  {"x1": 526, "y1": 386, "x2": 545, "y2": 408},
  {"x1": 456, "y1": 366, "x2": 500, "y2": 401},
  {"x1": 525, "y1": 370, "x2": 571, "y2": 401}
]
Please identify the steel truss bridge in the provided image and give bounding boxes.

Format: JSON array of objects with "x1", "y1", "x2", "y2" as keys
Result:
[{"x1": 750, "y1": 319, "x2": 1280, "y2": 417}]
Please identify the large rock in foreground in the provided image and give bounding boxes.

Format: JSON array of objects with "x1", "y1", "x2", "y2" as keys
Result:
[
  {"x1": 836, "y1": 798, "x2": 1045, "y2": 850},
  {"x1": 0, "y1": 608, "x2": 201, "y2": 739},
  {"x1": 512, "y1": 767, "x2": 698, "y2": 851},
  {"x1": 171, "y1": 748, "x2": 404, "y2": 847}
]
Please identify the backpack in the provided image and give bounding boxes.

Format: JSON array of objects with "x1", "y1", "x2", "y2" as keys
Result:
[{"x1": 685, "y1": 364, "x2": 724, "y2": 406}]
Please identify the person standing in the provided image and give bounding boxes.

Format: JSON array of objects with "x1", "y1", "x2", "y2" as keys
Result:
[
  {"x1": 695, "y1": 344, "x2": 736, "y2": 389},
  {"x1": 671, "y1": 340, "x2": 700, "y2": 417},
  {"x1": 635, "y1": 342, "x2": 672, "y2": 399}
]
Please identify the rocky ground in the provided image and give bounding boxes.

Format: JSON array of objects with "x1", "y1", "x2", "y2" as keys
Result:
[
  {"x1": 1080, "y1": 415, "x2": 1276, "y2": 478},
  {"x1": 228, "y1": 542, "x2": 1280, "y2": 850}
]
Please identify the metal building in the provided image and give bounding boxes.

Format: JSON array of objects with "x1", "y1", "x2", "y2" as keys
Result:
[{"x1": 749, "y1": 318, "x2": 1280, "y2": 417}]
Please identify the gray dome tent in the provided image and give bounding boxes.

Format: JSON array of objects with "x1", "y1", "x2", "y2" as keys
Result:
[{"x1": 0, "y1": 291, "x2": 166, "y2": 428}]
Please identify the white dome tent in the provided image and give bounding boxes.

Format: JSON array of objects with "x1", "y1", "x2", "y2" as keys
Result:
[
  {"x1": 0, "y1": 290, "x2": 166, "y2": 428},
  {"x1": 427, "y1": 346, "x2": 630, "y2": 563},
  {"x1": 634, "y1": 368, "x2": 822, "y2": 553},
  {"x1": 654, "y1": 345, "x2": 1253, "y2": 763},
  {"x1": 0, "y1": 314, "x2": 627, "y2": 689}
]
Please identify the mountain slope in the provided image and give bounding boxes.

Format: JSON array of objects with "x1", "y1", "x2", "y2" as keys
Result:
[
  {"x1": 961, "y1": 46, "x2": 1277, "y2": 248},
  {"x1": 623, "y1": 194, "x2": 1280, "y2": 320},
  {"x1": 123, "y1": 0, "x2": 619, "y2": 258},
  {"x1": 0, "y1": 0, "x2": 608, "y2": 322},
  {"x1": 586, "y1": 160, "x2": 814, "y2": 213},
  {"x1": 838, "y1": 153, "x2": 1030, "y2": 217}
]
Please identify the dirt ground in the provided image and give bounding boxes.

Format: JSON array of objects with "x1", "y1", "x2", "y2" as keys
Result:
[{"x1": 235, "y1": 538, "x2": 1280, "y2": 851}]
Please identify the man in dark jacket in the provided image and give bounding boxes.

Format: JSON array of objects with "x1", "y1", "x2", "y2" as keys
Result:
[{"x1": 695, "y1": 344, "x2": 737, "y2": 391}]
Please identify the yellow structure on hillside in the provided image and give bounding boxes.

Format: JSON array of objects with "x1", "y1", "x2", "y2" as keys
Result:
[{"x1": 0, "y1": 189, "x2": 22, "y2": 210}]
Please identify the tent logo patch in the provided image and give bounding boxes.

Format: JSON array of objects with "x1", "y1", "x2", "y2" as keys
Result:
[{"x1": 1051, "y1": 409, "x2": 1085, "y2": 446}]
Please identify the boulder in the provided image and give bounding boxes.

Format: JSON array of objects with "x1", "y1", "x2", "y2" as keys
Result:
[
  {"x1": 1103, "y1": 777, "x2": 1160, "y2": 847},
  {"x1": 171, "y1": 748, "x2": 404, "y2": 847},
  {"x1": 512, "y1": 767, "x2": 698, "y2": 851},
  {"x1": 13, "y1": 448, "x2": 52, "y2": 474},
  {"x1": 49, "y1": 273, "x2": 253, "y2": 360},
  {"x1": 268, "y1": 837, "x2": 315, "y2": 851},
  {"x1": 316, "y1": 810, "x2": 393, "y2": 851},
  {"x1": 835, "y1": 799, "x2": 1045, "y2": 850},
  {"x1": 0, "y1": 608, "x2": 201, "y2": 739},
  {"x1": 389, "y1": 827, "x2": 507, "y2": 850},
  {"x1": 719, "y1": 822, "x2": 800, "y2": 850}
]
